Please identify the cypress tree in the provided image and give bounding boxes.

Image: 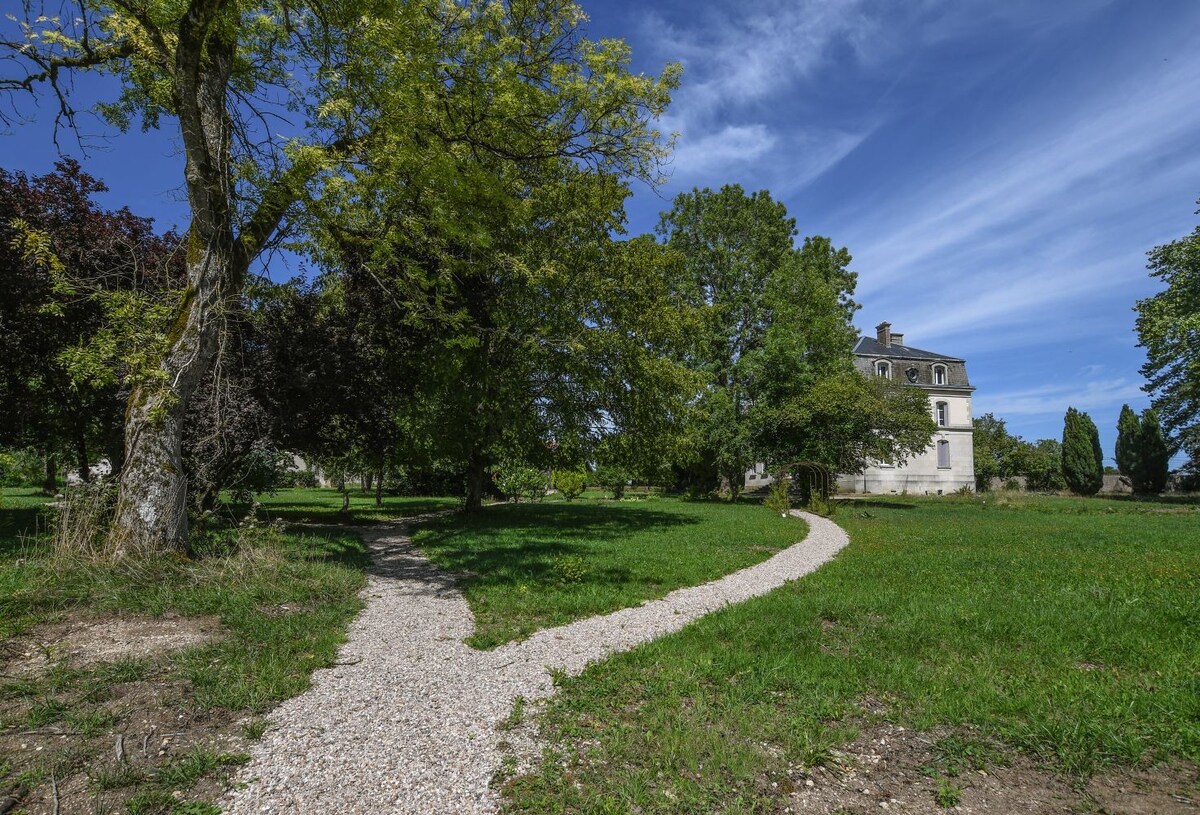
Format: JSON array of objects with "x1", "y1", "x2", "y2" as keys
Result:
[
  {"x1": 1115, "y1": 404, "x2": 1140, "y2": 486},
  {"x1": 1136, "y1": 409, "x2": 1170, "y2": 494},
  {"x1": 1062, "y1": 407, "x2": 1103, "y2": 496}
]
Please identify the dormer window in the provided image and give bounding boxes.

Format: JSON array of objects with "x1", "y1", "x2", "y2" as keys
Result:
[
  {"x1": 936, "y1": 401, "x2": 949, "y2": 427},
  {"x1": 933, "y1": 364, "x2": 947, "y2": 385},
  {"x1": 876, "y1": 361, "x2": 891, "y2": 378}
]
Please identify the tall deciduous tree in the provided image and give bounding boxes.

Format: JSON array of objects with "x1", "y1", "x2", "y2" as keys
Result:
[
  {"x1": 749, "y1": 237, "x2": 934, "y2": 476},
  {"x1": 1062, "y1": 407, "x2": 1103, "y2": 496},
  {"x1": 1136, "y1": 202, "x2": 1200, "y2": 473},
  {"x1": 656, "y1": 185, "x2": 798, "y2": 498},
  {"x1": 2, "y1": 0, "x2": 677, "y2": 552}
]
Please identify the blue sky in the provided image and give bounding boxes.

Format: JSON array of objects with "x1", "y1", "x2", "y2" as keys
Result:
[{"x1": 3, "y1": 0, "x2": 1198, "y2": 465}]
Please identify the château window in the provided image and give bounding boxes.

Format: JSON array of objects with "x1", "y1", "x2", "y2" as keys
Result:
[
  {"x1": 937, "y1": 440, "x2": 950, "y2": 468},
  {"x1": 876, "y1": 361, "x2": 891, "y2": 378},
  {"x1": 933, "y1": 364, "x2": 947, "y2": 385},
  {"x1": 936, "y1": 401, "x2": 948, "y2": 427}
]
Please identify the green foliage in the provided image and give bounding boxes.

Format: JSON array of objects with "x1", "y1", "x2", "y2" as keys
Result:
[
  {"x1": 551, "y1": 553, "x2": 588, "y2": 584},
  {"x1": 1020, "y1": 438, "x2": 1067, "y2": 492},
  {"x1": 494, "y1": 464, "x2": 546, "y2": 503},
  {"x1": 593, "y1": 464, "x2": 631, "y2": 499},
  {"x1": 1115, "y1": 404, "x2": 1140, "y2": 482},
  {"x1": 1116, "y1": 404, "x2": 1171, "y2": 495},
  {"x1": 935, "y1": 778, "x2": 963, "y2": 808},
  {"x1": 1136, "y1": 205, "x2": 1200, "y2": 468},
  {"x1": 552, "y1": 469, "x2": 587, "y2": 501},
  {"x1": 658, "y1": 185, "x2": 801, "y2": 497},
  {"x1": 763, "y1": 477, "x2": 790, "y2": 515},
  {"x1": 0, "y1": 448, "x2": 43, "y2": 488},
  {"x1": 1062, "y1": 407, "x2": 1103, "y2": 496},
  {"x1": 973, "y1": 413, "x2": 1025, "y2": 490}
]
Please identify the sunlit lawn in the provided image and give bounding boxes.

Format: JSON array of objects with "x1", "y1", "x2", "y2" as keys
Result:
[
  {"x1": 414, "y1": 496, "x2": 807, "y2": 649},
  {"x1": 503, "y1": 492, "x2": 1200, "y2": 813}
]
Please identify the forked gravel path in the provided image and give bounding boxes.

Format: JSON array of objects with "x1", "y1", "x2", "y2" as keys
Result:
[{"x1": 220, "y1": 510, "x2": 849, "y2": 814}]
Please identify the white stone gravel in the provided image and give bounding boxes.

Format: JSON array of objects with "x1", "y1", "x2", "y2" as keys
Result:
[{"x1": 219, "y1": 509, "x2": 849, "y2": 814}]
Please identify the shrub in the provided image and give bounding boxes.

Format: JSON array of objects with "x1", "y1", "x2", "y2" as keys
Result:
[
  {"x1": 494, "y1": 464, "x2": 546, "y2": 503},
  {"x1": 594, "y1": 465, "x2": 631, "y2": 499},
  {"x1": 290, "y1": 468, "x2": 319, "y2": 489},
  {"x1": 763, "y1": 477, "x2": 790, "y2": 515},
  {"x1": 551, "y1": 553, "x2": 588, "y2": 584},
  {"x1": 0, "y1": 447, "x2": 44, "y2": 488},
  {"x1": 552, "y1": 469, "x2": 587, "y2": 501}
]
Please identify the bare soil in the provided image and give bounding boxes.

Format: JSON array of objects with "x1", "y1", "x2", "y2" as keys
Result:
[
  {"x1": 1, "y1": 614, "x2": 251, "y2": 815},
  {"x1": 4, "y1": 615, "x2": 222, "y2": 677},
  {"x1": 784, "y1": 722, "x2": 1198, "y2": 815}
]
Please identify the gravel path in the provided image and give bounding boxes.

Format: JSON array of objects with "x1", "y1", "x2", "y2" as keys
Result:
[{"x1": 220, "y1": 509, "x2": 849, "y2": 814}]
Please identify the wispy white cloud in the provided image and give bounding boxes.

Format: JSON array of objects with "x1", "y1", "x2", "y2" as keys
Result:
[
  {"x1": 978, "y1": 377, "x2": 1146, "y2": 417},
  {"x1": 668, "y1": 124, "x2": 777, "y2": 175}
]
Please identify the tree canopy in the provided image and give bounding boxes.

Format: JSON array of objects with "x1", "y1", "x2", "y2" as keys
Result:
[
  {"x1": 2, "y1": 0, "x2": 679, "y2": 552},
  {"x1": 1136, "y1": 202, "x2": 1200, "y2": 473}
]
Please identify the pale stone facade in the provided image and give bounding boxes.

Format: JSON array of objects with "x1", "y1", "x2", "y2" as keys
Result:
[{"x1": 745, "y1": 322, "x2": 976, "y2": 495}]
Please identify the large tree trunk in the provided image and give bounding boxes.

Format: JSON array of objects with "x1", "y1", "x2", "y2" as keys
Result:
[
  {"x1": 465, "y1": 452, "x2": 487, "y2": 511},
  {"x1": 42, "y1": 452, "x2": 58, "y2": 495},
  {"x1": 74, "y1": 430, "x2": 90, "y2": 484},
  {"x1": 374, "y1": 471, "x2": 383, "y2": 507},
  {"x1": 106, "y1": 17, "x2": 238, "y2": 556}
]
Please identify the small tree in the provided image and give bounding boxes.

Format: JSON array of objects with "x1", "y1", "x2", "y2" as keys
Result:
[
  {"x1": 1115, "y1": 404, "x2": 1140, "y2": 485},
  {"x1": 552, "y1": 470, "x2": 587, "y2": 501},
  {"x1": 1135, "y1": 409, "x2": 1171, "y2": 495},
  {"x1": 594, "y1": 465, "x2": 631, "y2": 499},
  {"x1": 494, "y1": 464, "x2": 546, "y2": 503},
  {"x1": 1062, "y1": 407, "x2": 1103, "y2": 496}
]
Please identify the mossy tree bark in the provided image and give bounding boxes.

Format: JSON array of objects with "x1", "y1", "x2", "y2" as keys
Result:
[{"x1": 107, "y1": 8, "x2": 238, "y2": 556}]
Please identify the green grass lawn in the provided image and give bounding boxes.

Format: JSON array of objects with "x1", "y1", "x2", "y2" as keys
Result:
[
  {"x1": 503, "y1": 493, "x2": 1200, "y2": 813},
  {"x1": 0, "y1": 485, "x2": 453, "y2": 812},
  {"x1": 244, "y1": 486, "x2": 461, "y2": 525},
  {"x1": 414, "y1": 497, "x2": 807, "y2": 649}
]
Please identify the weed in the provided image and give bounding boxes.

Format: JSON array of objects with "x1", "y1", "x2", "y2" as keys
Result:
[
  {"x1": 25, "y1": 698, "x2": 68, "y2": 728},
  {"x1": 154, "y1": 748, "x2": 249, "y2": 789},
  {"x1": 125, "y1": 789, "x2": 176, "y2": 815},
  {"x1": 500, "y1": 696, "x2": 526, "y2": 731},
  {"x1": 240, "y1": 718, "x2": 268, "y2": 741},
  {"x1": 65, "y1": 706, "x2": 120, "y2": 736},
  {"x1": 91, "y1": 763, "x2": 145, "y2": 791},
  {"x1": 935, "y1": 777, "x2": 963, "y2": 807},
  {"x1": 550, "y1": 553, "x2": 587, "y2": 584},
  {"x1": 172, "y1": 802, "x2": 222, "y2": 815}
]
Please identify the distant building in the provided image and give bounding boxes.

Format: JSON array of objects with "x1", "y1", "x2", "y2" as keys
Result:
[{"x1": 745, "y1": 322, "x2": 977, "y2": 495}]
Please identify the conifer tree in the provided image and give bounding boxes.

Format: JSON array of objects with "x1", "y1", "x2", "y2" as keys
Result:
[
  {"x1": 1136, "y1": 409, "x2": 1170, "y2": 495},
  {"x1": 1062, "y1": 407, "x2": 1103, "y2": 496},
  {"x1": 1115, "y1": 404, "x2": 1140, "y2": 485}
]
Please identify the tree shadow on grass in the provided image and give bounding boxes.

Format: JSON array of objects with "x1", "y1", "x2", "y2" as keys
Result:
[
  {"x1": 412, "y1": 502, "x2": 701, "y2": 591},
  {"x1": 0, "y1": 505, "x2": 50, "y2": 558}
]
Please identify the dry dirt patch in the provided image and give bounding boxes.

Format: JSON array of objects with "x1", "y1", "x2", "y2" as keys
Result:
[
  {"x1": 786, "y1": 722, "x2": 1198, "y2": 815},
  {"x1": 4, "y1": 615, "x2": 223, "y2": 677}
]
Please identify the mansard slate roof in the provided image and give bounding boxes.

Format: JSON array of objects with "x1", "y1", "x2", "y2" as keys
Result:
[{"x1": 853, "y1": 336, "x2": 963, "y2": 362}]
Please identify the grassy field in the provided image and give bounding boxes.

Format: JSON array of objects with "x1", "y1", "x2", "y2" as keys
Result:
[
  {"x1": 0, "y1": 486, "x2": 449, "y2": 814},
  {"x1": 502, "y1": 493, "x2": 1200, "y2": 813},
  {"x1": 414, "y1": 497, "x2": 806, "y2": 649},
  {"x1": 226, "y1": 486, "x2": 460, "y2": 525}
]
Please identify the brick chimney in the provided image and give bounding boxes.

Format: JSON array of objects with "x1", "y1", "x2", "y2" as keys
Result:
[
  {"x1": 891, "y1": 332, "x2": 904, "y2": 346},
  {"x1": 876, "y1": 321, "x2": 892, "y2": 347}
]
